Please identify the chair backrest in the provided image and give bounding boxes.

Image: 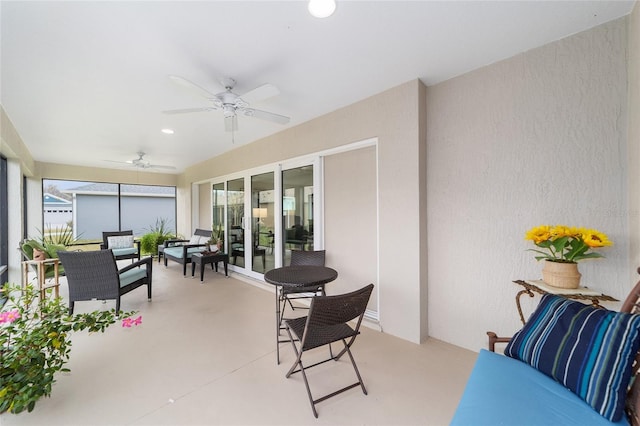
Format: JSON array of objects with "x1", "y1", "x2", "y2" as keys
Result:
[
  {"x1": 290, "y1": 250, "x2": 326, "y2": 267},
  {"x1": 194, "y1": 228, "x2": 213, "y2": 238},
  {"x1": 102, "y1": 230, "x2": 134, "y2": 249},
  {"x1": 302, "y1": 284, "x2": 374, "y2": 350},
  {"x1": 58, "y1": 250, "x2": 120, "y2": 301}
]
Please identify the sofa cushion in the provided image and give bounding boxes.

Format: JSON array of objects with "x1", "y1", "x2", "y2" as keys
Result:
[
  {"x1": 188, "y1": 234, "x2": 209, "y2": 245},
  {"x1": 107, "y1": 235, "x2": 134, "y2": 249},
  {"x1": 164, "y1": 246, "x2": 205, "y2": 259},
  {"x1": 505, "y1": 294, "x2": 640, "y2": 421},
  {"x1": 451, "y1": 349, "x2": 629, "y2": 426}
]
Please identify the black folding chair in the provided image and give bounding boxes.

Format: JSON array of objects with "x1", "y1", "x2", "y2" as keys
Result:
[
  {"x1": 284, "y1": 283, "x2": 374, "y2": 418},
  {"x1": 280, "y1": 250, "x2": 326, "y2": 318}
]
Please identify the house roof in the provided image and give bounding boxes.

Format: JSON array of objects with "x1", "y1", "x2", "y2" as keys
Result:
[
  {"x1": 63, "y1": 183, "x2": 176, "y2": 197},
  {"x1": 0, "y1": 1, "x2": 634, "y2": 173}
]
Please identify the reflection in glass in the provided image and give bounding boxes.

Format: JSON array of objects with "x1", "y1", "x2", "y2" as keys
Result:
[
  {"x1": 227, "y1": 178, "x2": 245, "y2": 268},
  {"x1": 282, "y1": 166, "x2": 314, "y2": 265},
  {"x1": 251, "y1": 172, "x2": 274, "y2": 273},
  {"x1": 212, "y1": 182, "x2": 225, "y2": 251}
]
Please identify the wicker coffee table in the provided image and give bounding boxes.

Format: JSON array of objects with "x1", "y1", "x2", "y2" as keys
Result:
[{"x1": 191, "y1": 252, "x2": 229, "y2": 282}]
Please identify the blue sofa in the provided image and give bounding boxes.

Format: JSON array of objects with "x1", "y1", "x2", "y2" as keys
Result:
[{"x1": 452, "y1": 271, "x2": 640, "y2": 426}]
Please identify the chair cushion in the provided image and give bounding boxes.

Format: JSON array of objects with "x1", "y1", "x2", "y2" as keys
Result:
[
  {"x1": 505, "y1": 294, "x2": 640, "y2": 421},
  {"x1": 107, "y1": 235, "x2": 134, "y2": 249},
  {"x1": 119, "y1": 267, "x2": 147, "y2": 288},
  {"x1": 111, "y1": 247, "x2": 138, "y2": 257}
]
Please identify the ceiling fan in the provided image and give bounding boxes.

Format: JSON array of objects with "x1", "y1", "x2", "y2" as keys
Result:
[
  {"x1": 163, "y1": 75, "x2": 290, "y2": 132},
  {"x1": 106, "y1": 152, "x2": 176, "y2": 170}
]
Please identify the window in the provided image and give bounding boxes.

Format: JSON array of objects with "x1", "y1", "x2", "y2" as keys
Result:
[
  {"x1": 42, "y1": 179, "x2": 176, "y2": 242},
  {"x1": 0, "y1": 156, "x2": 7, "y2": 286}
]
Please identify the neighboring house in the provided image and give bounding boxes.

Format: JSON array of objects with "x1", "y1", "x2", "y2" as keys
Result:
[
  {"x1": 42, "y1": 193, "x2": 72, "y2": 228},
  {"x1": 63, "y1": 183, "x2": 176, "y2": 240}
]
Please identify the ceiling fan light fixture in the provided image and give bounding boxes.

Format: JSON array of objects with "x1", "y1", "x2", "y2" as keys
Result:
[
  {"x1": 308, "y1": 0, "x2": 336, "y2": 18},
  {"x1": 223, "y1": 105, "x2": 236, "y2": 118}
]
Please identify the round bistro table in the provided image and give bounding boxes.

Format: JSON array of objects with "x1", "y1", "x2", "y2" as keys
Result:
[{"x1": 264, "y1": 265, "x2": 338, "y2": 363}]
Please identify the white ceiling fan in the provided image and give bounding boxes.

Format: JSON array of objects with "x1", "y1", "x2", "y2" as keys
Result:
[
  {"x1": 106, "y1": 152, "x2": 176, "y2": 170},
  {"x1": 163, "y1": 75, "x2": 290, "y2": 132}
]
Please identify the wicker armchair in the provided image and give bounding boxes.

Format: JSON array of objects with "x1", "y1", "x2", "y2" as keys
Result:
[
  {"x1": 284, "y1": 283, "x2": 374, "y2": 418},
  {"x1": 100, "y1": 230, "x2": 141, "y2": 262},
  {"x1": 57, "y1": 250, "x2": 152, "y2": 315}
]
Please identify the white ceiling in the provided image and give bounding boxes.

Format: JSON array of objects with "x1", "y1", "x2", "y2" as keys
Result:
[{"x1": 1, "y1": 1, "x2": 635, "y2": 174}]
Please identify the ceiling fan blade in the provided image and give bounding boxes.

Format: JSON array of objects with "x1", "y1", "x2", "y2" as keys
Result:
[
  {"x1": 225, "y1": 115, "x2": 238, "y2": 132},
  {"x1": 162, "y1": 107, "x2": 217, "y2": 115},
  {"x1": 147, "y1": 164, "x2": 177, "y2": 170},
  {"x1": 168, "y1": 75, "x2": 218, "y2": 99},
  {"x1": 240, "y1": 83, "x2": 280, "y2": 104},
  {"x1": 242, "y1": 108, "x2": 290, "y2": 125}
]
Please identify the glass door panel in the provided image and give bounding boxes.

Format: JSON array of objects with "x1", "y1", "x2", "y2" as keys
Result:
[
  {"x1": 282, "y1": 165, "x2": 314, "y2": 265},
  {"x1": 251, "y1": 172, "x2": 274, "y2": 274},
  {"x1": 212, "y1": 182, "x2": 225, "y2": 251},
  {"x1": 227, "y1": 178, "x2": 245, "y2": 268}
]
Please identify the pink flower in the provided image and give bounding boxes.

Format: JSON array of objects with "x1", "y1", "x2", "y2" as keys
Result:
[
  {"x1": 121, "y1": 315, "x2": 142, "y2": 328},
  {"x1": 0, "y1": 310, "x2": 20, "y2": 324}
]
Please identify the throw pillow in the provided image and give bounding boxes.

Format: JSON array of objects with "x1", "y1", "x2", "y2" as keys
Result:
[
  {"x1": 107, "y1": 235, "x2": 134, "y2": 249},
  {"x1": 505, "y1": 293, "x2": 640, "y2": 421},
  {"x1": 188, "y1": 235, "x2": 209, "y2": 245}
]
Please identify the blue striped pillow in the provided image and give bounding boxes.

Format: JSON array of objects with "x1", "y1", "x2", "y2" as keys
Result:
[{"x1": 505, "y1": 294, "x2": 640, "y2": 421}]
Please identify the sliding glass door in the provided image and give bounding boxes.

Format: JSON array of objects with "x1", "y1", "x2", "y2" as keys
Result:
[
  {"x1": 210, "y1": 160, "x2": 318, "y2": 277},
  {"x1": 282, "y1": 165, "x2": 314, "y2": 265}
]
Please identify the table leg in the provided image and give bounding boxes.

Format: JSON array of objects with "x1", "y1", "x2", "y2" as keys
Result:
[
  {"x1": 275, "y1": 285, "x2": 281, "y2": 364},
  {"x1": 200, "y1": 262, "x2": 205, "y2": 282},
  {"x1": 223, "y1": 259, "x2": 228, "y2": 277},
  {"x1": 191, "y1": 262, "x2": 196, "y2": 277}
]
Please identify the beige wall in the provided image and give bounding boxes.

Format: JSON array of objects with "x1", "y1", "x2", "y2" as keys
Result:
[
  {"x1": 427, "y1": 17, "x2": 630, "y2": 351},
  {"x1": 181, "y1": 79, "x2": 427, "y2": 343},
  {"x1": 324, "y1": 145, "x2": 378, "y2": 311}
]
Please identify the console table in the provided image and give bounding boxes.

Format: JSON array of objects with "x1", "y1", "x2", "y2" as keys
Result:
[{"x1": 513, "y1": 280, "x2": 618, "y2": 324}]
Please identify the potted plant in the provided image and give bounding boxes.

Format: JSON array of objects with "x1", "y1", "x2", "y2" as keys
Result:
[
  {"x1": 0, "y1": 284, "x2": 138, "y2": 414},
  {"x1": 525, "y1": 225, "x2": 613, "y2": 288},
  {"x1": 139, "y1": 218, "x2": 175, "y2": 256}
]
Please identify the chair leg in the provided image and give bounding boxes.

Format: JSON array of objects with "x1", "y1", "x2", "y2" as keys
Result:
[
  {"x1": 69, "y1": 301, "x2": 74, "y2": 315},
  {"x1": 284, "y1": 326, "x2": 318, "y2": 417}
]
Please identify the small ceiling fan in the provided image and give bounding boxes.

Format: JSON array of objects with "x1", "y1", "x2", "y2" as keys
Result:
[
  {"x1": 163, "y1": 75, "x2": 290, "y2": 132},
  {"x1": 106, "y1": 152, "x2": 176, "y2": 170}
]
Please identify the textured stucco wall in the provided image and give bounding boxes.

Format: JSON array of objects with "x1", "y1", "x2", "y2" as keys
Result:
[
  {"x1": 629, "y1": 4, "x2": 640, "y2": 286},
  {"x1": 427, "y1": 17, "x2": 629, "y2": 351}
]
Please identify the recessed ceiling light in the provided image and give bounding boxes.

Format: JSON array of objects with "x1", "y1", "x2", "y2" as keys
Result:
[
  {"x1": 161, "y1": 128, "x2": 174, "y2": 135},
  {"x1": 308, "y1": 0, "x2": 336, "y2": 18}
]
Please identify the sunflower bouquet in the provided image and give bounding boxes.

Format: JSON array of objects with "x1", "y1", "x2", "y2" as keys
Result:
[{"x1": 525, "y1": 225, "x2": 613, "y2": 263}]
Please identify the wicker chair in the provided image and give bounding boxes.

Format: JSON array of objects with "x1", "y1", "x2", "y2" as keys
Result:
[
  {"x1": 279, "y1": 250, "x2": 327, "y2": 319},
  {"x1": 58, "y1": 250, "x2": 152, "y2": 315},
  {"x1": 284, "y1": 283, "x2": 374, "y2": 418},
  {"x1": 100, "y1": 230, "x2": 141, "y2": 262}
]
